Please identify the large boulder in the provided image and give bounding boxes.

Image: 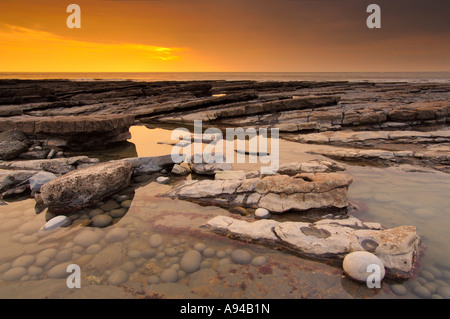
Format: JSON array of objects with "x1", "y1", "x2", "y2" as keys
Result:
[
  {"x1": 40, "y1": 161, "x2": 132, "y2": 212},
  {"x1": 0, "y1": 130, "x2": 28, "y2": 160}
]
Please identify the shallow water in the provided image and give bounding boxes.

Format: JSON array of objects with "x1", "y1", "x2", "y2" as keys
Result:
[{"x1": 0, "y1": 125, "x2": 449, "y2": 299}]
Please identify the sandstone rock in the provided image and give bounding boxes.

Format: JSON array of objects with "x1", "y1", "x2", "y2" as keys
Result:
[
  {"x1": 214, "y1": 170, "x2": 246, "y2": 180},
  {"x1": 40, "y1": 161, "x2": 132, "y2": 212},
  {"x1": 120, "y1": 154, "x2": 177, "y2": 175},
  {"x1": 0, "y1": 169, "x2": 39, "y2": 193},
  {"x1": 0, "y1": 156, "x2": 94, "y2": 175},
  {"x1": 0, "y1": 140, "x2": 28, "y2": 160},
  {"x1": 206, "y1": 215, "x2": 420, "y2": 278},
  {"x1": 171, "y1": 164, "x2": 190, "y2": 175},
  {"x1": 29, "y1": 171, "x2": 57, "y2": 192}
]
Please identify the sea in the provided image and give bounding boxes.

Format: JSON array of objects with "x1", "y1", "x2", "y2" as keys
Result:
[{"x1": 0, "y1": 72, "x2": 449, "y2": 83}]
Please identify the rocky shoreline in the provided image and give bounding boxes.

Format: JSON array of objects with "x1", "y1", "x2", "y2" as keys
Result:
[{"x1": 0, "y1": 79, "x2": 448, "y2": 290}]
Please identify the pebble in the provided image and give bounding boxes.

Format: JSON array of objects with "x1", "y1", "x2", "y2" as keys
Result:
[
  {"x1": 218, "y1": 258, "x2": 231, "y2": 267},
  {"x1": 155, "y1": 252, "x2": 165, "y2": 260},
  {"x1": 86, "y1": 244, "x2": 103, "y2": 254},
  {"x1": 255, "y1": 208, "x2": 270, "y2": 219},
  {"x1": 149, "y1": 234, "x2": 163, "y2": 248},
  {"x1": 194, "y1": 243, "x2": 206, "y2": 253},
  {"x1": 88, "y1": 209, "x2": 104, "y2": 218},
  {"x1": 200, "y1": 260, "x2": 211, "y2": 269},
  {"x1": 431, "y1": 294, "x2": 443, "y2": 299},
  {"x1": 156, "y1": 176, "x2": 170, "y2": 184},
  {"x1": 35, "y1": 256, "x2": 51, "y2": 268},
  {"x1": 343, "y1": 251, "x2": 385, "y2": 283},
  {"x1": 91, "y1": 214, "x2": 113, "y2": 228},
  {"x1": 121, "y1": 200, "x2": 132, "y2": 208},
  {"x1": 216, "y1": 250, "x2": 227, "y2": 259},
  {"x1": 19, "y1": 221, "x2": 44, "y2": 235},
  {"x1": 251, "y1": 256, "x2": 268, "y2": 266},
  {"x1": 434, "y1": 280, "x2": 449, "y2": 287},
  {"x1": 160, "y1": 269, "x2": 178, "y2": 283},
  {"x1": 115, "y1": 195, "x2": 129, "y2": 203},
  {"x1": 412, "y1": 208, "x2": 435, "y2": 220},
  {"x1": 436, "y1": 286, "x2": 450, "y2": 299},
  {"x1": 2, "y1": 267, "x2": 27, "y2": 281},
  {"x1": 100, "y1": 200, "x2": 121, "y2": 211},
  {"x1": 141, "y1": 249, "x2": 157, "y2": 259},
  {"x1": 122, "y1": 261, "x2": 136, "y2": 273},
  {"x1": 37, "y1": 248, "x2": 57, "y2": 261},
  {"x1": 105, "y1": 228, "x2": 129, "y2": 243},
  {"x1": 423, "y1": 265, "x2": 442, "y2": 279},
  {"x1": 423, "y1": 282, "x2": 439, "y2": 294},
  {"x1": 390, "y1": 284, "x2": 408, "y2": 296},
  {"x1": 420, "y1": 270, "x2": 435, "y2": 281},
  {"x1": 41, "y1": 216, "x2": 70, "y2": 231},
  {"x1": 180, "y1": 250, "x2": 202, "y2": 273},
  {"x1": 413, "y1": 285, "x2": 432, "y2": 299},
  {"x1": 147, "y1": 275, "x2": 160, "y2": 285},
  {"x1": 19, "y1": 235, "x2": 38, "y2": 244},
  {"x1": 12, "y1": 255, "x2": 35, "y2": 268},
  {"x1": 73, "y1": 230, "x2": 102, "y2": 248},
  {"x1": 108, "y1": 270, "x2": 128, "y2": 285},
  {"x1": 109, "y1": 208, "x2": 127, "y2": 218},
  {"x1": 47, "y1": 262, "x2": 71, "y2": 279},
  {"x1": 0, "y1": 263, "x2": 11, "y2": 273},
  {"x1": 28, "y1": 266, "x2": 44, "y2": 277},
  {"x1": 127, "y1": 250, "x2": 142, "y2": 259},
  {"x1": 170, "y1": 264, "x2": 181, "y2": 271},
  {"x1": 231, "y1": 249, "x2": 252, "y2": 265},
  {"x1": 54, "y1": 250, "x2": 72, "y2": 263},
  {"x1": 203, "y1": 248, "x2": 216, "y2": 258}
]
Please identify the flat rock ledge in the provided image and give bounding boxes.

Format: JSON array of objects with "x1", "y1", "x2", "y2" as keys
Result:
[
  {"x1": 206, "y1": 215, "x2": 421, "y2": 279},
  {"x1": 167, "y1": 172, "x2": 353, "y2": 214}
]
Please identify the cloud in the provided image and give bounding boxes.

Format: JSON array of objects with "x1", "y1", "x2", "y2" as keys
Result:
[{"x1": 0, "y1": 24, "x2": 185, "y2": 61}]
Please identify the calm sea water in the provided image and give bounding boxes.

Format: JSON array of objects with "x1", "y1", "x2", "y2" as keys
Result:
[{"x1": 1, "y1": 72, "x2": 449, "y2": 83}]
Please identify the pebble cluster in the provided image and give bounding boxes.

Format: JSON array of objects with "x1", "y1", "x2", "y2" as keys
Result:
[{"x1": 0, "y1": 216, "x2": 269, "y2": 289}]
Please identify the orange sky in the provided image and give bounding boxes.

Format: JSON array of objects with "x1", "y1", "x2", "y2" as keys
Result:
[{"x1": 0, "y1": 0, "x2": 449, "y2": 72}]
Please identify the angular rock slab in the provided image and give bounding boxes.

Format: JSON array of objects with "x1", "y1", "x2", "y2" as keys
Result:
[
  {"x1": 40, "y1": 161, "x2": 132, "y2": 212},
  {"x1": 168, "y1": 172, "x2": 352, "y2": 214},
  {"x1": 205, "y1": 215, "x2": 421, "y2": 278}
]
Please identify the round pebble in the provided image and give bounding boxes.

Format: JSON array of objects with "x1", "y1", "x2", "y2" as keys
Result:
[
  {"x1": 105, "y1": 228, "x2": 129, "y2": 243},
  {"x1": 434, "y1": 280, "x2": 449, "y2": 287},
  {"x1": 141, "y1": 249, "x2": 157, "y2": 259},
  {"x1": 109, "y1": 208, "x2": 127, "y2": 218},
  {"x1": 423, "y1": 282, "x2": 439, "y2": 294},
  {"x1": 423, "y1": 265, "x2": 442, "y2": 279},
  {"x1": 2, "y1": 267, "x2": 27, "y2": 281},
  {"x1": 88, "y1": 209, "x2": 104, "y2": 218},
  {"x1": 12, "y1": 255, "x2": 35, "y2": 268},
  {"x1": 147, "y1": 275, "x2": 160, "y2": 285},
  {"x1": 28, "y1": 266, "x2": 44, "y2": 277},
  {"x1": 91, "y1": 214, "x2": 113, "y2": 228},
  {"x1": 19, "y1": 221, "x2": 45, "y2": 235},
  {"x1": 180, "y1": 250, "x2": 202, "y2": 273},
  {"x1": 35, "y1": 256, "x2": 51, "y2": 268},
  {"x1": 160, "y1": 269, "x2": 178, "y2": 283},
  {"x1": 127, "y1": 250, "x2": 141, "y2": 259},
  {"x1": 73, "y1": 230, "x2": 102, "y2": 248},
  {"x1": 0, "y1": 262, "x2": 11, "y2": 273},
  {"x1": 47, "y1": 263, "x2": 71, "y2": 279},
  {"x1": 251, "y1": 256, "x2": 268, "y2": 266},
  {"x1": 255, "y1": 208, "x2": 270, "y2": 219},
  {"x1": 436, "y1": 286, "x2": 450, "y2": 299},
  {"x1": 149, "y1": 234, "x2": 163, "y2": 248},
  {"x1": 115, "y1": 195, "x2": 129, "y2": 203},
  {"x1": 100, "y1": 200, "x2": 120, "y2": 211},
  {"x1": 200, "y1": 260, "x2": 211, "y2": 269},
  {"x1": 170, "y1": 264, "x2": 181, "y2": 271},
  {"x1": 41, "y1": 216, "x2": 71, "y2": 231},
  {"x1": 122, "y1": 261, "x2": 136, "y2": 273},
  {"x1": 413, "y1": 285, "x2": 432, "y2": 298},
  {"x1": 108, "y1": 270, "x2": 128, "y2": 285},
  {"x1": 420, "y1": 270, "x2": 435, "y2": 281},
  {"x1": 194, "y1": 243, "x2": 206, "y2": 253},
  {"x1": 343, "y1": 251, "x2": 385, "y2": 283},
  {"x1": 203, "y1": 248, "x2": 216, "y2": 258},
  {"x1": 19, "y1": 235, "x2": 38, "y2": 244},
  {"x1": 231, "y1": 249, "x2": 252, "y2": 265},
  {"x1": 165, "y1": 248, "x2": 179, "y2": 257},
  {"x1": 54, "y1": 250, "x2": 72, "y2": 263},
  {"x1": 86, "y1": 244, "x2": 103, "y2": 254},
  {"x1": 121, "y1": 200, "x2": 132, "y2": 208},
  {"x1": 431, "y1": 294, "x2": 443, "y2": 299},
  {"x1": 156, "y1": 176, "x2": 170, "y2": 184},
  {"x1": 218, "y1": 258, "x2": 231, "y2": 267},
  {"x1": 216, "y1": 250, "x2": 227, "y2": 259},
  {"x1": 390, "y1": 284, "x2": 408, "y2": 296}
]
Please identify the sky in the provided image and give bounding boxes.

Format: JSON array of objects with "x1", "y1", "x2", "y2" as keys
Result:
[{"x1": 0, "y1": 0, "x2": 449, "y2": 72}]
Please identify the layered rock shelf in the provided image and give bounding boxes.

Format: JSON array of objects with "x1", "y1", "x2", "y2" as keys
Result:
[{"x1": 205, "y1": 215, "x2": 421, "y2": 279}]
